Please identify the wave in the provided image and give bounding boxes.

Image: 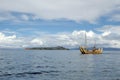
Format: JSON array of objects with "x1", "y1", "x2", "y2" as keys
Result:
[{"x1": 0, "y1": 70, "x2": 60, "y2": 77}]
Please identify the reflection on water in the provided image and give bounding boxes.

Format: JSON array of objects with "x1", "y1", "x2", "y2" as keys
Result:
[{"x1": 0, "y1": 49, "x2": 120, "y2": 80}]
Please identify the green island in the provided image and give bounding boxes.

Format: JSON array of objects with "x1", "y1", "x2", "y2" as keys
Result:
[{"x1": 25, "y1": 46, "x2": 69, "y2": 50}]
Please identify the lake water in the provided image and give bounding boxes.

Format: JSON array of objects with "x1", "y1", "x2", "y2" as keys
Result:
[{"x1": 0, "y1": 49, "x2": 120, "y2": 80}]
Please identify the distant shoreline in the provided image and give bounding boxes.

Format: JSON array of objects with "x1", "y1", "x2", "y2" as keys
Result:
[{"x1": 25, "y1": 46, "x2": 69, "y2": 50}]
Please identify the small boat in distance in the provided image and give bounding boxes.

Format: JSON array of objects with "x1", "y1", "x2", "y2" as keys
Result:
[
  {"x1": 80, "y1": 46, "x2": 103, "y2": 54},
  {"x1": 80, "y1": 31, "x2": 103, "y2": 54}
]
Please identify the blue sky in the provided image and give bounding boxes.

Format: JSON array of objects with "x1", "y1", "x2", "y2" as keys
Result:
[{"x1": 0, "y1": 0, "x2": 120, "y2": 48}]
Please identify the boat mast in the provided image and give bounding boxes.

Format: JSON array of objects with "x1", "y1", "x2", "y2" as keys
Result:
[
  {"x1": 94, "y1": 40, "x2": 96, "y2": 48},
  {"x1": 85, "y1": 31, "x2": 87, "y2": 48}
]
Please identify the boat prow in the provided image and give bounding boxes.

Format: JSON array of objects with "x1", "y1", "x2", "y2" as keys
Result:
[{"x1": 80, "y1": 46, "x2": 103, "y2": 54}]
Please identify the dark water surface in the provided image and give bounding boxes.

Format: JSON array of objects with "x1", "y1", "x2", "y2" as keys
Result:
[{"x1": 0, "y1": 49, "x2": 120, "y2": 80}]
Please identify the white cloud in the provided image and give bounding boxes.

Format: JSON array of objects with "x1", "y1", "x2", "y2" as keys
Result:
[
  {"x1": 0, "y1": 25, "x2": 120, "y2": 48},
  {"x1": 0, "y1": 32, "x2": 23, "y2": 48},
  {"x1": 31, "y1": 38, "x2": 44, "y2": 45},
  {"x1": 28, "y1": 30, "x2": 97, "y2": 48},
  {"x1": 28, "y1": 26, "x2": 120, "y2": 48},
  {"x1": 0, "y1": 32, "x2": 16, "y2": 42},
  {"x1": 21, "y1": 15, "x2": 29, "y2": 21},
  {"x1": 95, "y1": 25, "x2": 120, "y2": 47},
  {"x1": 0, "y1": 0, "x2": 119, "y2": 22},
  {"x1": 86, "y1": 31, "x2": 95, "y2": 38},
  {"x1": 96, "y1": 25, "x2": 120, "y2": 34},
  {"x1": 72, "y1": 30, "x2": 85, "y2": 37},
  {"x1": 102, "y1": 31, "x2": 111, "y2": 37}
]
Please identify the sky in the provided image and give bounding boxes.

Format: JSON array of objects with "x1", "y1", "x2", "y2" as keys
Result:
[{"x1": 0, "y1": 0, "x2": 120, "y2": 48}]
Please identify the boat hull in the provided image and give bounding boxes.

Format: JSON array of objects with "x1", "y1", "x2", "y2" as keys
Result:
[{"x1": 80, "y1": 47, "x2": 103, "y2": 54}]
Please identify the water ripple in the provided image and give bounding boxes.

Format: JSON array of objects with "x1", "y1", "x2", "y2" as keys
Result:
[{"x1": 0, "y1": 70, "x2": 60, "y2": 77}]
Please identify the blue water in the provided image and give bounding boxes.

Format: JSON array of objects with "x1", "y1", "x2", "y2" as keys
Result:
[{"x1": 0, "y1": 49, "x2": 120, "y2": 80}]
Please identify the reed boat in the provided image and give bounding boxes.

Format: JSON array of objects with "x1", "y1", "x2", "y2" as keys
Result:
[
  {"x1": 80, "y1": 31, "x2": 103, "y2": 54},
  {"x1": 80, "y1": 46, "x2": 103, "y2": 54}
]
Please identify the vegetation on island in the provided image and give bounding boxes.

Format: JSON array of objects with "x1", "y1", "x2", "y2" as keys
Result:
[{"x1": 25, "y1": 46, "x2": 69, "y2": 50}]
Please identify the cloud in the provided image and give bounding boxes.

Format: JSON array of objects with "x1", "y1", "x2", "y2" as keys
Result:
[
  {"x1": 28, "y1": 30, "x2": 97, "y2": 48},
  {"x1": 96, "y1": 25, "x2": 120, "y2": 34},
  {"x1": 0, "y1": 11, "x2": 16, "y2": 21},
  {"x1": 21, "y1": 14, "x2": 29, "y2": 21},
  {"x1": 95, "y1": 25, "x2": 120, "y2": 47},
  {"x1": 0, "y1": 32, "x2": 23, "y2": 48},
  {"x1": 28, "y1": 25, "x2": 120, "y2": 48},
  {"x1": 0, "y1": 0, "x2": 119, "y2": 22},
  {"x1": 102, "y1": 31, "x2": 111, "y2": 37},
  {"x1": 109, "y1": 14, "x2": 120, "y2": 22},
  {"x1": 0, "y1": 25, "x2": 120, "y2": 48},
  {"x1": 31, "y1": 38, "x2": 44, "y2": 45}
]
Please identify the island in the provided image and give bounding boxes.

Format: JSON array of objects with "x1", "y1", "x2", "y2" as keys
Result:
[{"x1": 25, "y1": 46, "x2": 69, "y2": 50}]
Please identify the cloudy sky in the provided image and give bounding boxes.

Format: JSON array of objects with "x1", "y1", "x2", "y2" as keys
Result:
[{"x1": 0, "y1": 0, "x2": 120, "y2": 48}]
